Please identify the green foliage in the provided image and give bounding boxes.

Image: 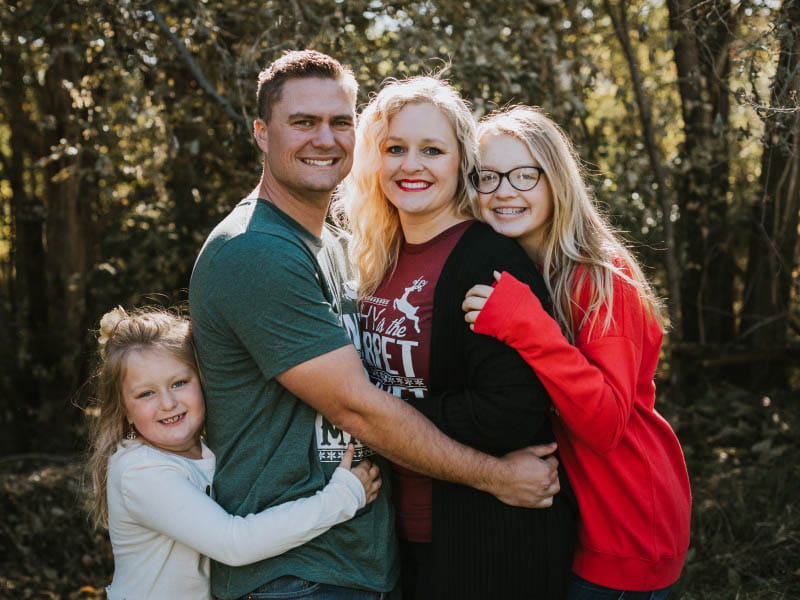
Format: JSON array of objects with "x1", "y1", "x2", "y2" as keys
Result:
[
  {"x1": 0, "y1": 0, "x2": 796, "y2": 461},
  {"x1": 668, "y1": 386, "x2": 800, "y2": 599}
]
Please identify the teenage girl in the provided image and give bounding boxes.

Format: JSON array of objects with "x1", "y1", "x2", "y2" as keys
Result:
[
  {"x1": 85, "y1": 306, "x2": 381, "y2": 600},
  {"x1": 463, "y1": 106, "x2": 691, "y2": 599}
]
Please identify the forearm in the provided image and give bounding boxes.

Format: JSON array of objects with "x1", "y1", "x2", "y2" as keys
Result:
[
  {"x1": 277, "y1": 346, "x2": 500, "y2": 494},
  {"x1": 277, "y1": 344, "x2": 560, "y2": 507},
  {"x1": 125, "y1": 465, "x2": 364, "y2": 567}
]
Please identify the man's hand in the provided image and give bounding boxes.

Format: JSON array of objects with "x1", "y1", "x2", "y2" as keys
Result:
[{"x1": 490, "y1": 443, "x2": 560, "y2": 508}]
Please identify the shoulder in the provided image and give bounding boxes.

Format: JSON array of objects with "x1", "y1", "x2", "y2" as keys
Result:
[
  {"x1": 572, "y1": 258, "x2": 658, "y2": 342},
  {"x1": 110, "y1": 443, "x2": 193, "y2": 477},
  {"x1": 446, "y1": 222, "x2": 546, "y2": 294},
  {"x1": 459, "y1": 221, "x2": 520, "y2": 252},
  {"x1": 194, "y1": 228, "x2": 319, "y2": 300},
  {"x1": 109, "y1": 443, "x2": 173, "y2": 488},
  {"x1": 198, "y1": 201, "x2": 314, "y2": 267},
  {"x1": 573, "y1": 259, "x2": 642, "y2": 309},
  {"x1": 452, "y1": 222, "x2": 532, "y2": 269}
]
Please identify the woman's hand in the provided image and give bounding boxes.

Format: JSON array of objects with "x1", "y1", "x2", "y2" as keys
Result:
[{"x1": 339, "y1": 443, "x2": 382, "y2": 504}]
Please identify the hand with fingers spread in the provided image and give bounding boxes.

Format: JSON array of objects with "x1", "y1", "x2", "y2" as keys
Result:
[
  {"x1": 463, "y1": 271, "x2": 502, "y2": 330},
  {"x1": 339, "y1": 443, "x2": 382, "y2": 505}
]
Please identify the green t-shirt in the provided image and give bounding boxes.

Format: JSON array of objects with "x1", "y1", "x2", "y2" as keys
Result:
[{"x1": 189, "y1": 198, "x2": 398, "y2": 599}]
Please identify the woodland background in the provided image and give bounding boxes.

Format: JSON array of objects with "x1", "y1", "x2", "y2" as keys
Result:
[{"x1": 0, "y1": 0, "x2": 798, "y2": 597}]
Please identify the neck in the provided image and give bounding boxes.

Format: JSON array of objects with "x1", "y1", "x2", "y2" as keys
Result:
[
  {"x1": 399, "y1": 208, "x2": 468, "y2": 245},
  {"x1": 254, "y1": 170, "x2": 332, "y2": 238},
  {"x1": 519, "y1": 230, "x2": 547, "y2": 265}
]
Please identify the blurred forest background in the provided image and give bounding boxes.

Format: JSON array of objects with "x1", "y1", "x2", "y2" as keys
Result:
[{"x1": 1, "y1": 0, "x2": 798, "y2": 597}]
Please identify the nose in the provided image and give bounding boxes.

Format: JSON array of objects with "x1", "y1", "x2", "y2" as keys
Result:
[
  {"x1": 312, "y1": 124, "x2": 336, "y2": 149},
  {"x1": 401, "y1": 149, "x2": 422, "y2": 173},
  {"x1": 160, "y1": 390, "x2": 179, "y2": 411},
  {"x1": 493, "y1": 174, "x2": 517, "y2": 198}
]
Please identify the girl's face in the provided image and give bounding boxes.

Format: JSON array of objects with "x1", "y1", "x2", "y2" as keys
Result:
[
  {"x1": 379, "y1": 102, "x2": 462, "y2": 238},
  {"x1": 478, "y1": 133, "x2": 554, "y2": 258},
  {"x1": 122, "y1": 348, "x2": 204, "y2": 459}
]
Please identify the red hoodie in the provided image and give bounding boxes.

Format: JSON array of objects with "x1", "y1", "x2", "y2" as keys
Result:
[{"x1": 474, "y1": 270, "x2": 691, "y2": 591}]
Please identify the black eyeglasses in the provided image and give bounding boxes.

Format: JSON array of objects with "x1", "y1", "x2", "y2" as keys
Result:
[{"x1": 470, "y1": 166, "x2": 546, "y2": 194}]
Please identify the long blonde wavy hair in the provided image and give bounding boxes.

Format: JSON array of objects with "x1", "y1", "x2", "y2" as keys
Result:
[
  {"x1": 85, "y1": 306, "x2": 196, "y2": 528},
  {"x1": 341, "y1": 76, "x2": 480, "y2": 299},
  {"x1": 478, "y1": 106, "x2": 665, "y2": 341}
]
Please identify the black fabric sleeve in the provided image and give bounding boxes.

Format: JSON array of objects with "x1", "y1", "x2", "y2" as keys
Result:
[{"x1": 407, "y1": 223, "x2": 555, "y2": 455}]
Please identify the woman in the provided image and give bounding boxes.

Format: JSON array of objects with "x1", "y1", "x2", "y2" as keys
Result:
[
  {"x1": 341, "y1": 78, "x2": 576, "y2": 600},
  {"x1": 463, "y1": 106, "x2": 691, "y2": 599}
]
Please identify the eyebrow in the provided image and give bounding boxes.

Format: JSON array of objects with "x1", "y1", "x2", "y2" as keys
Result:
[
  {"x1": 288, "y1": 113, "x2": 354, "y2": 122},
  {"x1": 385, "y1": 135, "x2": 448, "y2": 145}
]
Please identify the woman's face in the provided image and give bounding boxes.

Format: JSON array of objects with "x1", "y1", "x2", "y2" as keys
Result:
[
  {"x1": 379, "y1": 102, "x2": 461, "y2": 237},
  {"x1": 478, "y1": 132, "x2": 554, "y2": 256}
]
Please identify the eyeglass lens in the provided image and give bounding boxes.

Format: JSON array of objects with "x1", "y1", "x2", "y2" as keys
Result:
[{"x1": 476, "y1": 167, "x2": 542, "y2": 193}]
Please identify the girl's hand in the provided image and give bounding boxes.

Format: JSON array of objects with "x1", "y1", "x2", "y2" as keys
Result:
[
  {"x1": 339, "y1": 443, "x2": 382, "y2": 504},
  {"x1": 463, "y1": 271, "x2": 502, "y2": 330},
  {"x1": 463, "y1": 272, "x2": 503, "y2": 330}
]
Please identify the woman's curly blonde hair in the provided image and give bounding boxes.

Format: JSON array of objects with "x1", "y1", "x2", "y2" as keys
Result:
[
  {"x1": 340, "y1": 75, "x2": 479, "y2": 299},
  {"x1": 85, "y1": 306, "x2": 195, "y2": 528}
]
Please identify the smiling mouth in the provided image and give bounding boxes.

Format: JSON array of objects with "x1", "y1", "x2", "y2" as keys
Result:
[
  {"x1": 159, "y1": 413, "x2": 186, "y2": 425},
  {"x1": 302, "y1": 158, "x2": 336, "y2": 166},
  {"x1": 493, "y1": 207, "x2": 528, "y2": 215},
  {"x1": 397, "y1": 180, "x2": 431, "y2": 191}
]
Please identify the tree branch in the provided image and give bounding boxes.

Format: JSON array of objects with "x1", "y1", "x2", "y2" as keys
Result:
[
  {"x1": 149, "y1": 8, "x2": 248, "y2": 131},
  {"x1": 603, "y1": 0, "x2": 683, "y2": 340}
]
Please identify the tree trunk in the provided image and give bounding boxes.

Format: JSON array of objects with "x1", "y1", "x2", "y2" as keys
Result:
[
  {"x1": 603, "y1": 0, "x2": 684, "y2": 400},
  {"x1": 39, "y1": 45, "x2": 94, "y2": 402},
  {"x1": 664, "y1": 0, "x2": 741, "y2": 396},
  {"x1": 666, "y1": 0, "x2": 736, "y2": 350},
  {"x1": 1, "y1": 45, "x2": 51, "y2": 455},
  {"x1": 740, "y1": 1, "x2": 800, "y2": 388}
]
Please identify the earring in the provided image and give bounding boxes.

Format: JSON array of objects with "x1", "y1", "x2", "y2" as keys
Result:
[{"x1": 125, "y1": 423, "x2": 137, "y2": 440}]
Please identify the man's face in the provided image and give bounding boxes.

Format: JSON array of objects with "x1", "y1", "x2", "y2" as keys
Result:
[{"x1": 257, "y1": 77, "x2": 356, "y2": 199}]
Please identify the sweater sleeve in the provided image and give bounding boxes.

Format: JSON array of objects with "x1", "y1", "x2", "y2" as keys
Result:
[
  {"x1": 473, "y1": 271, "x2": 643, "y2": 454},
  {"x1": 407, "y1": 235, "x2": 555, "y2": 455},
  {"x1": 408, "y1": 331, "x2": 553, "y2": 454},
  {"x1": 120, "y1": 463, "x2": 366, "y2": 566}
]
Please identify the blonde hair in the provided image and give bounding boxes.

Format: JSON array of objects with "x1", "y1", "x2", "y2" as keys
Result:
[
  {"x1": 478, "y1": 106, "x2": 664, "y2": 341},
  {"x1": 341, "y1": 76, "x2": 479, "y2": 299},
  {"x1": 85, "y1": 306, "x2": 196, "y2": 528}
]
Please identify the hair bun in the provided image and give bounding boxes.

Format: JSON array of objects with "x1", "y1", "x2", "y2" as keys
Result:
[{"x1": 98, "y1": 306, "x2": 128, "y2": 356}]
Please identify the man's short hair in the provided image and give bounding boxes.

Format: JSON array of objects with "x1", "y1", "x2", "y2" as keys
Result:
[{"x1": 256, "y1": 50, "x2": 358, "y2": 122}]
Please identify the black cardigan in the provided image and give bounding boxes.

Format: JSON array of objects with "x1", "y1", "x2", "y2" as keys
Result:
[{"x1": 407, "y1": 222, "x2": 577, "y2": 600}]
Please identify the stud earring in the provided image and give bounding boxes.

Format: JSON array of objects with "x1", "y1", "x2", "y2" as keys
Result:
[{"x1": 125, "y1": 423, "x2": 137, "y2": 440}]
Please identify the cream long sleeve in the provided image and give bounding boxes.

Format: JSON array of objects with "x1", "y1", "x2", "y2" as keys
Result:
[{"x1": 106, "y1": 442, "x2": 365, "y2": 600}]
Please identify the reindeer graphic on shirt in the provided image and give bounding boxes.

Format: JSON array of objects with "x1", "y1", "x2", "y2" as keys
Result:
[{"x1": 393, "y1": 277, "x2": 427, "y2": 334}]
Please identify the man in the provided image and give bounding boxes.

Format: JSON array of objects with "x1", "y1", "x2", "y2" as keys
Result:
[{"x1": 190, "y1": 50, "x2": 560, "y2": 600}]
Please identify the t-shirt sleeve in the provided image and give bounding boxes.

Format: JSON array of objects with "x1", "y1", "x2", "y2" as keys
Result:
[
  {"x1": 120, "y1": 460, "x2": 365, "y2": 567},
  {"x1": 210, "y1": 233, "x2": 353, "y2": 380}
]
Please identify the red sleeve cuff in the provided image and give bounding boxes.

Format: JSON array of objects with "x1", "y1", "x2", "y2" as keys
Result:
[{"x1": 474, "y1": 271, "x2": 537, "y2": 342}]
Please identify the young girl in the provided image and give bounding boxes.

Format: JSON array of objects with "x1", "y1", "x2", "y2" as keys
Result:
[
  {"x1": 85, "y1": 306, "x2": 381, "y2": 600},
  {"x1": 463, "y1": 106, "x2": 691, "y2": 599}
]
